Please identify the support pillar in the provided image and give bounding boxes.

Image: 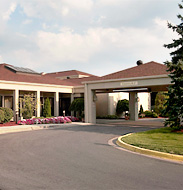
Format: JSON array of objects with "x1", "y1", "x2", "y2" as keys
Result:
[
  {"x1": 84, "y1": 84, "x2": 96, "y2": 124},
  {"x1": 129, "y1": 92, "x2": 138, "y2": 121},
  {"x1": 2, "y1": 95, "x2": 4, "y2": 107},
  {"x1": 13, "y1": 89, "x2": 19, "y2": 122},
  {"x1": 36, "y1": 91, "x2": 40, "y2": 117},
  {"x1": 71, "y1": 93, "x2": 74, "y2": 116},
  {"x1": 54, "y1": 92, "x2": 59, "y2": 117}
]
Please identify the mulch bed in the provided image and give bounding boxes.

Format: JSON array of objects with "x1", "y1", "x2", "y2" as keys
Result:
[
  {"x1": 0, "y1": 122, "x2": 18, "y2": 127},
  {"x1": 172, "y1": 129, "x2": 183, "y2": 133}
]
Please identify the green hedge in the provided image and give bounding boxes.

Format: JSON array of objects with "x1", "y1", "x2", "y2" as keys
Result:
[
  {"x1": 144, "y1": 111, "x2": 158, "y2": 118},
  {"x1": 97, "y1": 115, "x2": 119, "y2": 119},
  {"x1": 0, "y1": 107, "x2": 13, "y2": 123}
]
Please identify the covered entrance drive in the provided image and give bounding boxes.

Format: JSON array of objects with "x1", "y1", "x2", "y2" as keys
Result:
[{"x1": 84, "y1": 62, "x2": 171, "y2": 124}]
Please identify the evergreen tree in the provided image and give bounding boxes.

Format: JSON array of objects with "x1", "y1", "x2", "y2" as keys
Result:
[
  {"x1": 164, "y1": 1, "x2": 183, "y2": 129},
  {"x1": 43, "y1": 98, "x2": 51, "y2": 117}
]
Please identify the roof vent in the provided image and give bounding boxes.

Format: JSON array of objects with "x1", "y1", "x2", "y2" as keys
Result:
[{"x1": 137, "y1": 60, "x2": 143, "y2": 66}]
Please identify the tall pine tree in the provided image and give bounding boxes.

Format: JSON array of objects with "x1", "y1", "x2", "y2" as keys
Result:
[{"x1": 164, "y1": 1, "x2": 183, "y2": 129}]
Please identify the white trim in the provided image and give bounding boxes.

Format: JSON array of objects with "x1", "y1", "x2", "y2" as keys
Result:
[
  {"x1": 0, "y1": 80, "x2": 73, "y2": 89},
  {"x1": 82, "y1": 74, "x2": 169, "y2": 84}
]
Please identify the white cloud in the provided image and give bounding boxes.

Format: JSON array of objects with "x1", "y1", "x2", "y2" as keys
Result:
[
  {"x1": 19, "y1": 0, "x2": 93, "y2": 20},
  {"x1": 34, "y1": 17, "x2": 177, "y2": 67},
  {"x1": 2, "y1": 3, "x2": 17, "y2": 20},
  {"x1": 0, "y1": 55, "x2": 3, "y2": 62},
  {"x1": 22, "y1": 19, "x2": 32, "y2": 25},
  {"x1": 62, "y1": 0, "x2": 93, "y2": 11},
  {"x1": 36, "y1": 28, "x2": 101, "y2": 63},
  {"x1": 0, "y1": 1, "x2": 17, "y2": 34},
  {"x1": 61, "y1": 6, "x2": 69, "y2": 16}
]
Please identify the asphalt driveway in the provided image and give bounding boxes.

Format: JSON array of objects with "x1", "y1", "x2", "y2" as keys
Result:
[{"x1": 0, "y1": 123, "x2": 182, "y2": 190}]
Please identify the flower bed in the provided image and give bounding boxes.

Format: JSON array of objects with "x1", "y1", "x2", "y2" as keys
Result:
[
  {"x1": 17, "y1": 116, "x2": 74, "y2": 125},
  {"x1": 67, "y1": 116, "x2": 80, "y2": 122}
]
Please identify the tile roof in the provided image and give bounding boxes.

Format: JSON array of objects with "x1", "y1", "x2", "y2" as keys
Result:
[
  {"x1": 62, "y1": 76, "x2": 100, "y2": 86},
  {"x1": 0, "y1": 64, "x2": 75, "y2": 86},
  {"x1": 46, "y1": 70, "x2": 96, "y2": 78},
  {"x1": 99, "y1": 61, "x2": 168, "y2": 81},
  {"x1": 0, "y1": 61, "x2": 168, "y2": 87}
]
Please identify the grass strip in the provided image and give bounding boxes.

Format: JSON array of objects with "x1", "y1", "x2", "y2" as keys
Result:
[{"x1": 122, "y1": 127, "x2": 183, "y2": 155}]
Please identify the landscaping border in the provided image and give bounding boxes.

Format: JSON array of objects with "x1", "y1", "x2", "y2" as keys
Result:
[{"x1": 116, "y1": 133, "x2": 183, "y2": 162}]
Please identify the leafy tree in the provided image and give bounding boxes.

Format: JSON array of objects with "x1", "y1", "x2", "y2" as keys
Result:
[
  {"x1": 116, "y1": 99, "x2": 129, "y2": 115},
  {"x1": 163, "y1": 1, "x2": 183, "y2": 129},
  {"x1": 20, "y1": 94, "x2": 37, "y2": 119},
  {"x1": 70, "y1": 98, "x2": 84, "y2": 114},
  {"x1": 155, "y1": 92, "x2": 168, "y2": 116},
  {"x1": 43, "y1": 98, "x2": 51, "y2": 117}
]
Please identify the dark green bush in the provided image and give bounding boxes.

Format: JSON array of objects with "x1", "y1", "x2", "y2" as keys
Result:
[
  {"x1": 70, "y1": 98, "x2": 84, "y2": 113},
  {"x1": 144, "y1": 111, "x2": 153, "y2": 117},
  {"x1": 96, "y1": 115, "x2": 119, "y2": 119},
  {"x1": 116, "y1": 99, "x2": 129, "y2": 115},
  {"x1": 152, "y1": 112, "x2": 158, "y2": 118},
  {"x1": 43, "y1": 98, "x2": 51, "y2": 117},
  {"x1": 0, "y1": 110, "x2": 5, "y2": 123},
  {"x1": 144, "y1": 110, "x2": 158, "y2": 118},
  {"x1": 0, "y1": 107, "x2": 13, "y2": 123}
]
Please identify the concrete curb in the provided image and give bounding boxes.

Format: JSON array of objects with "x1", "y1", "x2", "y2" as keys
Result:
[
  {"x1": 0, "y1": 122, "x2": 99, "y2": 135},
  {"x1": 116, "y1": 133, "x2": 183, "y2": 162},
  {"x1": 0, "y1": 123, "x2": 75, "y2": 135}
]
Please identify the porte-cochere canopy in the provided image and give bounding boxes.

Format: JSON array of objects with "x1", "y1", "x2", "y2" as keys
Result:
[{"x1": 83, "y1": 62, "x2": 171, "y2": 123}]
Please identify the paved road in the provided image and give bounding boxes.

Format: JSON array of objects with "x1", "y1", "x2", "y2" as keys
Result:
[{"x1": 0, "y1": 123, "x2": 183, "y2": 190}]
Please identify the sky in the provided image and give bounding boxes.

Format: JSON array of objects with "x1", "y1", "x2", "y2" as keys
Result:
[{"x1": 0, "y1": 0, "x2": 181, "y2": 76}]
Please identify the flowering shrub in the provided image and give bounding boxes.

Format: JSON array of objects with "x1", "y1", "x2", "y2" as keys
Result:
[
  {"x1": 17, "y1": 116, "x2": 73, "y2": 125},
  {"x1": 67, "y1": 116, "x2": 80, "y2": 122}
]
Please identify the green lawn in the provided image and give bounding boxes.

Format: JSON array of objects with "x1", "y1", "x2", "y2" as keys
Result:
[{"x1": 122, "y1": 127, "x2": 183, "y2": 155}]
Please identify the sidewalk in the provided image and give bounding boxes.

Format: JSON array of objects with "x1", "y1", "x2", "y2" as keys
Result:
[
  {"x1": 97, "y1": 118, "x2": 165, "y2": 127},
  {"x1": 0, "y1": 122, "x2": 94, "y2": 135}
]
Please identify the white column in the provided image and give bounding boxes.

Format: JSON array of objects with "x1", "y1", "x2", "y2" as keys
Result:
[
  {"x1": 129, "y1": 92, "x2": 138, "y2": 121},
  {"x1": 71, "y1": 93, "x2": 74, "y2": 116},
  {"x1": 13, "y1": 89, "x2": 19, "y2": 120},
  {"x1": 36, "y1": 91, "x2": 40, "y2": 117},
  {"x1": 148, "y1": 93, "x2": 151, "y2": 111},
  {"x1": 2, "y1": 95, "x2": 4, "y2": 107},
  {"x1": 54, "y1": 92, "x2": 59, "y2": 117},
  {"x1": 84, "y1": 84, "x2": 96, "y2": 123}
]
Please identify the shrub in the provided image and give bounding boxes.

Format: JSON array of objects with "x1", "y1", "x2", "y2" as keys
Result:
[
  {"x1": 96, "y1": 115, "x2": 119, "y2": 119},
  {"x1": 0, "y1": 107, "x2": 13, "y2": 123},
  {"x1": 43, "y1": 98, "x2": 51, "y2": 118},
  {"x1": 144, "y1": 111, "x2": 153, "y2": 117},
  {"x1": 20, "y1": 94, "x2": 37, "y2": 119},
  {"x1": 152, "y1": 112, "x2": 158, "y2": 118},
  {"x1": 0, "y1": 109, "x2": 5, "y2": 123},
  {"x1": 155, "y1": 92, "x2": 168, "y2": 116},
  {"x1": 116, "y1": 99, "x2": 129, "y2": 115},
  {"x1": 144, "y1": 110, "x2": 158, "y2": 118},
  {"x1": 70, "y1": 98, "x2": 84, "y2": 117}
]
